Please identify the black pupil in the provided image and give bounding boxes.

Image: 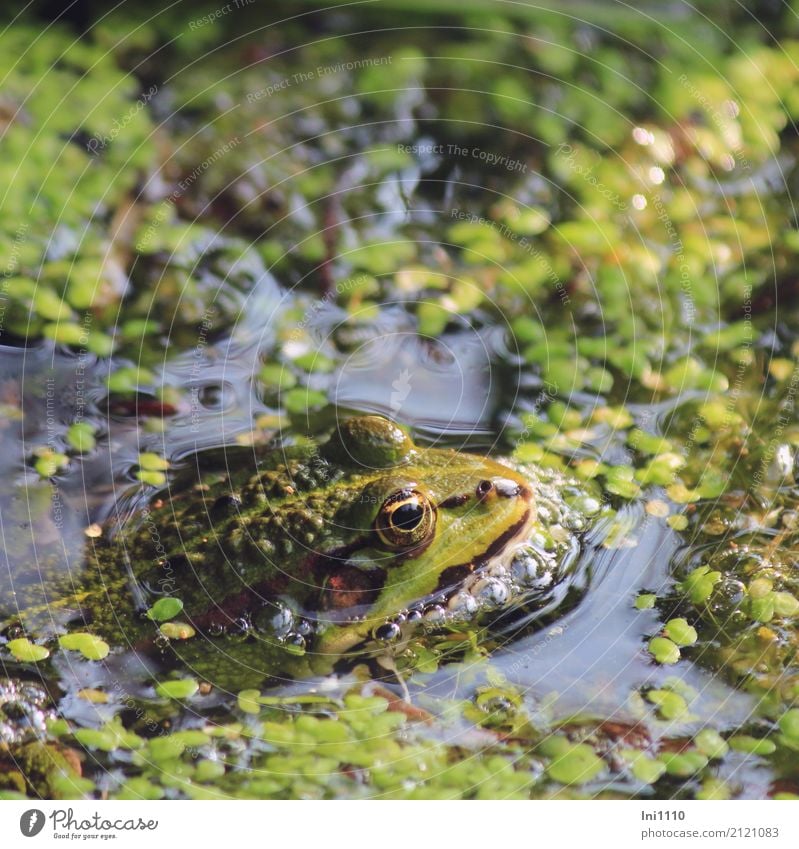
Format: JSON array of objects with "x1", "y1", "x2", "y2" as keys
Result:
[{"x1": 392, "y1": 501, "x2": 424, "y2": 531}]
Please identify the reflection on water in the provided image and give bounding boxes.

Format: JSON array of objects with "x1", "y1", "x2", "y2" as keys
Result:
[{"x1": 0, "y1": 320, "x2": 760, "y2": 725}]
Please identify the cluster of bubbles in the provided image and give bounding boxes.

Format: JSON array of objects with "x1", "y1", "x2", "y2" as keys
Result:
[
  {"x1": 235, "y1": 532, "x2": 573, "y2": 653},
  {"x1": 369, "y1": 542, "x2": 561, "y2": 646},
  {"x1": 200, "y1": 465, "x2": 596, "y2": 653},
  {"x1": 251, "y1": 601, "x2": 314, "y2": 652}
]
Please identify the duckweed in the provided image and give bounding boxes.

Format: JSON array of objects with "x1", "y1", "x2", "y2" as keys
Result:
[
  {"x1": 663, "y1": 618, "x2": 698, "y2": 647},
  {"x1": 33, "y1": 449, "x2": 69, "y2": 479},
  {"x1": 74, "y1": 724, "x2": 143, "y2": 753},
  {"x1": 625, "y1": 752, "x2": 666, "y2": 784},
  {"x1": 660, "y1": 751, "x2": 709, "y2": 778},
  {"x1": 137, "y1": 452, "x2": 169, "y2": 472},
  {"x1": 667, "y1": 515, "x2": 689, "y2": 531},
  {"x1": 237, "y1": 690, "x2": 262, "y2": 716},
  {"x1": 159, "y1": 622, "x2": 195, "y2": 640},
  {"x1": 136, "y1": 471, "x2": 166, "y2": 486},
  {"x1": 778, "y1": 709, "x2": 799, "y2": 743},
  {"x1": 772, "y1": 592, "x2": 799, "y2": 618},
  {"x1": 646, "y1": 689, "x2": 689, "y2": 721},
  {"x1": 679, "y1": 567, "x2": 722, "y2": 605},
  {"x1": 58, "y1": 633, "x2": 110, "y2": 661},
  {"x1": 694, "y1": 729, "x2": 729, "y2": 760},
  {"x1": 106, "y1": 368, "x2": 156, "y2": 394},
  {"x1": 66, "y1": 422, "x2": 97, "y2": 453},
  {"x1": 542, "y1": 738, "x2": 605, "y2": 786},
  {"x1": 155, "y1": 679, "x2": 199, "y2": 700},
  {"x1": 4, "y1": 0, "x2": 799, "y2": 803},
  {"x1": 728, "y1": 736, "x2": 776, "y2": 756}
]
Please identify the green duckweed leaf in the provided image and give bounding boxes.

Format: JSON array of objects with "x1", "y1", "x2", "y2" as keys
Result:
[
  {"x1": 136, "y1": 470, "x2": 166, "y2": 486},
  {"x1": 646, "y1": 688, "x2": 688, "y2": 720},
  {"x1": 660, "y1": 750, "x2": 708, "y2": 777},
  {"x1": 106, "y1": 367, "x2": 155, "y2": 394},
  {"x1": 695, "y1": 729, "x2": 729, "y2": 759},
  {"x1": 778, "y1": 709, "x2": 799, "y2": 742},
  {"x1": 544, "y1": 740, "x2": 604, "y2": 785},
  {"x1": 67, "y1": 422, "x2": 96, "y2": 453},
  {"x1": 649, "y1": 636, "x2": 681, "y2": 665},
  {"x1": 138, "y1": 452, "x2": 169, "y2": 471},
  {"x1": 664, "y1": 618, "x2": 698, "y2": 646}
]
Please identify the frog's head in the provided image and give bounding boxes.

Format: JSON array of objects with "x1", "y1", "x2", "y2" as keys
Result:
[{"x1": 312, "y1": 416, "x2": 535, "y2": 655}]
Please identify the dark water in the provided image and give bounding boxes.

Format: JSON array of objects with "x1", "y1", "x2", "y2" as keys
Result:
[
  {"x1": 4, "y1": 0, "x2": 799, "y2": 799},
  {"x1": 0, "y1": 317, "x2": 761, "y2": 767}
]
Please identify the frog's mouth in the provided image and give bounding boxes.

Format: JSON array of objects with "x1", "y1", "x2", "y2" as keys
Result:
[{"x1": 432, "y1": 499, "x2": 535, "y2": 593}]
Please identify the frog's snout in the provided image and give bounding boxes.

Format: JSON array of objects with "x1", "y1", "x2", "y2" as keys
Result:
[
  {"x1": 475, "y1": 477, "x2": 528, "y2": 503},
  {"x1": 497, "y1": 478, "x2": 527, "y2": 498}
]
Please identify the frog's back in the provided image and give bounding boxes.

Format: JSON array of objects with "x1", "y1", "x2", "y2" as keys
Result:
[{"x1": 95, "y1": 441, "x2": 376, "y2": 625}]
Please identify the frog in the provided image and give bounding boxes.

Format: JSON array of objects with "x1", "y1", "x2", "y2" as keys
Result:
[{"x1": 2, "y1": 415, "x2": 597, "y2": 688}]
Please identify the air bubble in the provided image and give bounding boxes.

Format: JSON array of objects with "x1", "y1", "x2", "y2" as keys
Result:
[
  {"x1": 536, "y1": 504, "x2": 554, "y2": 524},
  {"x1": 573, "y1": 495, "x2": 602, "y2": 516},
  {"x1": 154, "y1": 632, "x2": 170, "y2": 649},
  {"x1": 373, "y1": 622, "x2": 402, "y2": 642},
  {"x1": 229, "y1": 617, "x2": 251, "y2": 640},
  {"x1": 423, "y1": 605, "x2": 446, "y2": 623},
  {"x1": 563, "y1": 509, "x2": 587, "y2": 532},
  {"x1": 486, "y1": 563, "x2": 509, "y2": 580},
  {"x1": 285, "y1": 632, "x2": 306, "y2": 650},
  {"x1": 253, "y1": 602, "x2": 294, "y2": 639},
  {"x1": 509, "y1": 545, "x2": 553, "y2": 588},
  {"x1": 295, "y1": 618, "x2": 313, "y2": 637}
]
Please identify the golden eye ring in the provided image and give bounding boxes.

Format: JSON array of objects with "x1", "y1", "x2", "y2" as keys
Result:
[{"x1": 374, "y1": 489, "x2": 437, "y2": 550}]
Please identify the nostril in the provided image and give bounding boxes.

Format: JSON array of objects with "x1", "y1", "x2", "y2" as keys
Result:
[{"x1": 476, "y1": 480, "x2": 494, "y2": 500}]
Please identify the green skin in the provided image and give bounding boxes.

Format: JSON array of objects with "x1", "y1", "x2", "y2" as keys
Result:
[{"x1": 4, "y1": 416, "x2": 580, "y2": 687}]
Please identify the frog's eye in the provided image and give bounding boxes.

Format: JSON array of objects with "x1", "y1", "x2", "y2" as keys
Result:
[{"x1": 374, "y1": 489, "x2": 437, "y2": 550}]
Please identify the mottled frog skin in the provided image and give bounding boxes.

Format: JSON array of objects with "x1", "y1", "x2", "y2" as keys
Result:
[{"x1": 4, "y1": 416, "x2": 595, "y2": 686}]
